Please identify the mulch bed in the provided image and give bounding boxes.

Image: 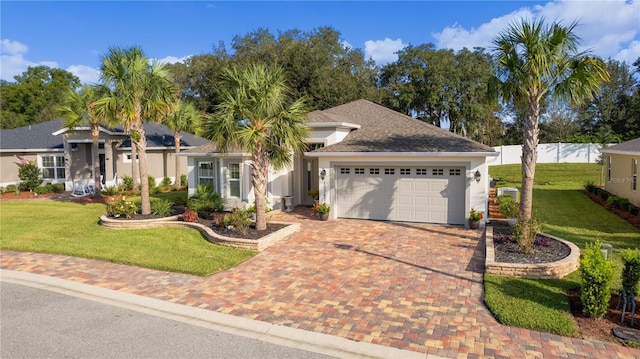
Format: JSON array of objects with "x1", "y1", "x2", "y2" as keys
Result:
[
  {"x1": 491, "y1": 220, "x2": 570, "y2": 263},
  {"x1": 583, "y1": 190, "x2": 640, "y2": 231}
]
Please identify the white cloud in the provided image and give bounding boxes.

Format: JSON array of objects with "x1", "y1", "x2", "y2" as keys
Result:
[
  {"x1": 615, "y1": 40, "x2": 640, "y2": 64},
  {"x1": 364, "y1": 38, "x2": 406, "y2": 64},
  {"x1": 67, "y1": 65, "x2": 100, "y2": 84},
  {"x1": 155, "y1": 55, "x2": 190, "y2": 65},
  {"x1": 433, "y1": 0, "x2": 640, "y2": 62},
  {"x1": 341, "y1": 40, "x2": 353, "y2": 50},
  {"x1": 0, "y1": 39, "x2": 58, "y2": 82}
]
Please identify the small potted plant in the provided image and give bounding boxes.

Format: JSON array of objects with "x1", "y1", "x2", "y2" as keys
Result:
[
  {"x1": 312, "y1": 202, "x2": 331, "y2": 221},
  {"x1": 468, "y1": 207, "x2": 483, "y2": 229}
]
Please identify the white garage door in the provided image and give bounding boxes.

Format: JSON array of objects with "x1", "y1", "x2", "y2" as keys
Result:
[{"x1": 336, "y1": 166, "x2": 466, "y2": 224}]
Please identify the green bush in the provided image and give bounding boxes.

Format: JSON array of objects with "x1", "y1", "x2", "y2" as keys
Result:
[
  {"x1": 598, "y1": 189, "x2": 610, "y2": 201},
  {"x1": 162, "y1": 176, "x2": 172, "y2": 188},
  {"x1": 0, "y1": 186, "x2": 5, "y2": 194},
  {"x1": 583, "y1": 180, "x2": 597, "y2": 192},
  {"x1": 180, "y1": 174, "x2": 188, "y2": 188},
  {"x1": 5, "y1": 184, "x2": 17, "y2": 194},
  {"x1": 621, "y1": 249, "x2": 640, "y2": 295},
  {"x1": 628, "y1": 204, "x2": 640, "y2": 216},
  {"x1": 34, "y1": 183, "x2": 58, "y2": 195},
  {"x1": 513, "y1": 216, "x2": 542, "y2": 253},
  {"x1": 52, "y1": 183, "x2": 64, "y2": 192},
  {"x1": 188, "y1": 184, "x2": 224, "y2": 212},
  {"x1": 223, "y1": 208, "x2": 252, "y2": 235},
  {"x1": 151, "y1": 199, "x2": 173, "y2": 217},
  {"x1": 102, "y1": 185, "x2": 119, "y2": 196},
  {"x1": 105, "y1": 198, "x2": 139, "y2": 219},
  {"x1": 147, "y1": 175, "x2": 158, "y2": 194},
  {"x1": 18, "y1": 161, "x2": 43, "y2": 191},
  {"x1": 580, "y1": 240, "x2": 616, "y2": 318},
  {"x1": 120, "y1": 175, "x2": 134, "y2": 191},
  {"x1": 607, "y1": 195, "x2": 620, "y2": 208},
  {"x1": 498, "y1": 195, "x2": 519, "y2": 218}
]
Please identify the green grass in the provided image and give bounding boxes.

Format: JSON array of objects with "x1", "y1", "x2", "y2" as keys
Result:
[
  {"x1": 0, "y1": 200, "x2": 255, "y2": 276},
  {"x1": 485, "y1": 163, "x2": 640, "y2": 336}
]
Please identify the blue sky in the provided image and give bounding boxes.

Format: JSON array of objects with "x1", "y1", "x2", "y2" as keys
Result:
[{"x1": 2, "y1": 1, "x2": 639, "y2": 84}]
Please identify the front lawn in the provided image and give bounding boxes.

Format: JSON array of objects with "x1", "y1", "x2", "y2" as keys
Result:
[
  {"x1": 0, "y1": 199, "x2": 255, "y2": 276},
  {"x1": 485, "y1": 163, "x2": 640, "y2": 336}
]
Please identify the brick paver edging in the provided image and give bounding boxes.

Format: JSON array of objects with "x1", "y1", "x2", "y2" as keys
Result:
[
  {"x1": 99, "y1": 215, "x2": 300, "y2": 251},
  {"x1": 485, "y1": 226, "x2": 580, "y2": 279}
]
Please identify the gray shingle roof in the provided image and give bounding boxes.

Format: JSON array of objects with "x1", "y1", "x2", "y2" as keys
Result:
[
  {"x1": 311, "y1": 99, "x2": 496, "y2": 153},
  {"x1": 0, "y1": 120, "x2": 208, "y2": 151},
  {"x1": 0, "y1": 120, "x2": 65, "y2": 151},
  {"x1": 602, "y1": 138, "x2": 640, "y2": 155}
]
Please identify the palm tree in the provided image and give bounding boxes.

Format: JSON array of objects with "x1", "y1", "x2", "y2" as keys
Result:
[
  {"x1": 93, "y1": 46, "x2": 176, "y2": 214},
  {"x1": 163, "y1": 100, "x2": 202, "y2": 186},
  {"x1": 204, "y1": 63, "x2": 308, "y2": 230},
  {"x1": 490, "y1": 18, "x2": 609, "y2": 250},
  {"x1": 57, "y1": 85, "x2": 110, "y2": 195}
]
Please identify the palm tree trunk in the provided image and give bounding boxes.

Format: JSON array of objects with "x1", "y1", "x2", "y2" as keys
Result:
[
  {"x1": 131, "y1": 140, "x2": 139, "y2": 190},
  {"x1": 174, "y1": 131, "x2": 181, "y2": 186},
  {"x1": 91, "y1": 127, "x2": 102, "y2": 196},
  {"x1": 251, "y1": 144, "x2": 269, "y2": 231},
  {"x1": 520, "y1": 98, "x2": 540, "y2": 249},
  {"x1": 135, "y1": 123, "x2": 151, "y2": 215}
]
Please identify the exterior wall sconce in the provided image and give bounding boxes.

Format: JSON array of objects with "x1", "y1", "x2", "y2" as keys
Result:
[
  {"x1": 474, "y1": 170, "x2": 481, "y2": 183},
  {"x1": 320, "y1": 169, "x2": 326, "y2": 181}
]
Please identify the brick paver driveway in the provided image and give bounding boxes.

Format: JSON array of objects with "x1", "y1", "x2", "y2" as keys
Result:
[{"x1": 2, "y1": 207, "x2": 639, "y2": 358}]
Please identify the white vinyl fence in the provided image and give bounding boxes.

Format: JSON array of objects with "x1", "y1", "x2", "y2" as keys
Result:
[{"x1": 488, "y1": 143, "x2": 604, "y2": 166}]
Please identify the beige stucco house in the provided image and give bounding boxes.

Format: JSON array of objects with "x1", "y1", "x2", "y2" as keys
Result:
[
  {"x1": 602, "y1": 137, "x2": 640, "y2": 207},
  {"x1": 183, "y1": 100, "x2": 498, "y2": 226},
  {"x1": 0, "y1": 120, "x2": 208, "y2": 190}
]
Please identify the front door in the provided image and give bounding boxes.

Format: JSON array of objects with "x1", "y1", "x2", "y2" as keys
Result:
[{"x1": 302, "y1": 158, "x2": 319, "y2": 205}]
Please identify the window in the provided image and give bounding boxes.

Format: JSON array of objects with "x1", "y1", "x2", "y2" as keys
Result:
[
  {"x1": 198, "y1": 161, "x2": 215, "y2": 187},
  {"x1": 449, "y1": 169, "x2": 461, "y2": 176},
  {"x1": 633, "y1": 159, "x2": 637, "y2": 192},
  {"x1": 228, "y1": 162, "x2": 240, "y2": 197},
  {"x1": 355, "y1": 168, "x2": 364, "y2": 174},
  {"x1": 400, "y1": 168, "x2": 411, "y2": 175},
  {"x1": 607, "y1": 156, "x2": 612, "y2": 182},
  {"x1": 416, "y1": 168, "x2": 428, "y2": 175},
  {"x1": 433, "y1": 169, "x2": 444, "y2": 176},
  {"x1": 384, "y1": 168, "x2": 395, "y2": 175},
  {"x1": 369, "y1": 168, "x2": 380, "y2": 175},
  {"x1": 340, "y1": 168, "x2": 350, "y2": 174},
  {"x1": 41, "y1": 155, "x2": 65, "y2": 179},
  {"x1": 124, "y1": 153, "x2": 139, "y2": 164}
]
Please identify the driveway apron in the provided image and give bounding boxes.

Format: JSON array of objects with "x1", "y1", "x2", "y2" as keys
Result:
[{"x1": 2, "y1": 208, "x2": 639, "y2": 359}]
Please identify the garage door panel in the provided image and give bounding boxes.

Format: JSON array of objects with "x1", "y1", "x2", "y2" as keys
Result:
[{"x1": 337, "y1": 166, "x2": 465, "y2": 224}]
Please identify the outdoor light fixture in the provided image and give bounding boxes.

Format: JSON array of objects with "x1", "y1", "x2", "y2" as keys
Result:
[
  {"x1": 474, "y1": 170, "x2": 481, "y2": 183},
  {"x1": 320, "y1": 169, "x2": 326, "y2": 181}
]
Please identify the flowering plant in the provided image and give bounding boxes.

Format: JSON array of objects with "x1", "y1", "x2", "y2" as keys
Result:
[
  {"x1": 307, "y1": 188, "x2": 319, "y2": 201},
  {"x1": 311, "y1": 202, "x2": 331, "y2": 214},
  {"x1": 468, "y1": 208, "x2": 484, "y2": 221},
  {"x1": 105, "y1": 196, "x2": 139, "y2": 219}
]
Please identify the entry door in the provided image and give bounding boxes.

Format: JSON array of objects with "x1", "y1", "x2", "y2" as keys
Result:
[{"x1": 302, "y1": 158, "x2": 319, "y2": 205}]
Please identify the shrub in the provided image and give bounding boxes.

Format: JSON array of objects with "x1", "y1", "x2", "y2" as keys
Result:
[
  {"x1": 147, "y1": 175, "x2": 158, "y2": 194},
  {"x1": 607, "y1": 195, "x2": 620, "y2": 208},
  {"x1": 598, "y1": 189, "x2": 610, "y2": 201},
  {"x1": 498, "y1": 195, "x2": 518, "y2": 218},
  {"x1": 580, "y1": 240, "x2": 616, "y2": 318},
  {"x1": 513, "y1": 216, "x2": 542, "y2": 253},
  {"x1": 33, "y1": 184, "x2": 56, "y2": 195},
  {"x1": 188, "y1": 184, "x2": 224, "y2": 212},
  {"x1": 180, "y1": 174, "x2": 188, "y2": 188},
  {"x1": 105, "y1": 197, "x2": 139, "y2": 219},
  {"x1": 223, "y1": 208, "x2": 252, "y2": 235},
  {"x1": 182, "y1": 208, "x2": 198, "y2": 223},
  {"x1": 120, "y1": 175, "x2": 134, "y2": 191},
  {"x1": 628, "y1": 204, "x2": 640, "y2": 216},
  {"x1": 52, "y1": 183, "x2": 65, "y2": 192},
  {"x1": 0, "y1": 186, "x2": 5, "y2": 194},
  {"x1": 18, "y1": 161, "x2": 43, "y2": 191},
  {"x1": 162, "y1": 176, "x2": 172, "y2": 188},
  {"x1": 151, "y1": 199, "x2": 173, "y2": 217},
  {"x1": 583, "y1": 180, "x2": 597, "y2": 192},
  {"x1": 5, "y1": 184, "x2": 17, "y2": 193},
  {"x1": 102, "y1": 185, "x2": 119, "y2": 196},
  {"x1": 621, "y1": 249, "x2": 640, "y2": 295}
]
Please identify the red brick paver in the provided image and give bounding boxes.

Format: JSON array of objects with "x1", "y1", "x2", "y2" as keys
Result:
[{"x1": 2, "y1": 207, "x2": 639, "y2": 358}]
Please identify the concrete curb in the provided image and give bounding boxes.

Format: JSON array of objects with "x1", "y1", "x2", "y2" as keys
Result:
[{"x1": 1, "y1": 269, "x2": 440, "y2": 359}]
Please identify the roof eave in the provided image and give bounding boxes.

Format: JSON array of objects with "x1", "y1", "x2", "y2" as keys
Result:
[
  {"x1": 304, "y1": 151, "x2": 499, "y2": 158},
  {"x1": 308, "y1": 122, "x2": 361, "y2": 130}
]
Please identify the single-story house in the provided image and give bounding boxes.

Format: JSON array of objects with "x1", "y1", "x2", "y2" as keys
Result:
[
  {"x1": 602, "y1": 137, "x2": 640, "y2": 207},
  {"x1": 0, "y1": 120, "x2": 209, "y2": 190},
  {"x1": 183, "y1": 99, "x2": 498, "y2": 225}
]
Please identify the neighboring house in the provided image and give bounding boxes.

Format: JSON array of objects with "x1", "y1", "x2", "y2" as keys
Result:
[
  {"x1": 183, "y1": 99, "x2": 498, "y2": 225},
  {"x1": 602, "y1": 137, "x2": 640, "y2": 207},
  {"x1": 0, "y1": 120, "x2": 209, "y2": 190}
]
